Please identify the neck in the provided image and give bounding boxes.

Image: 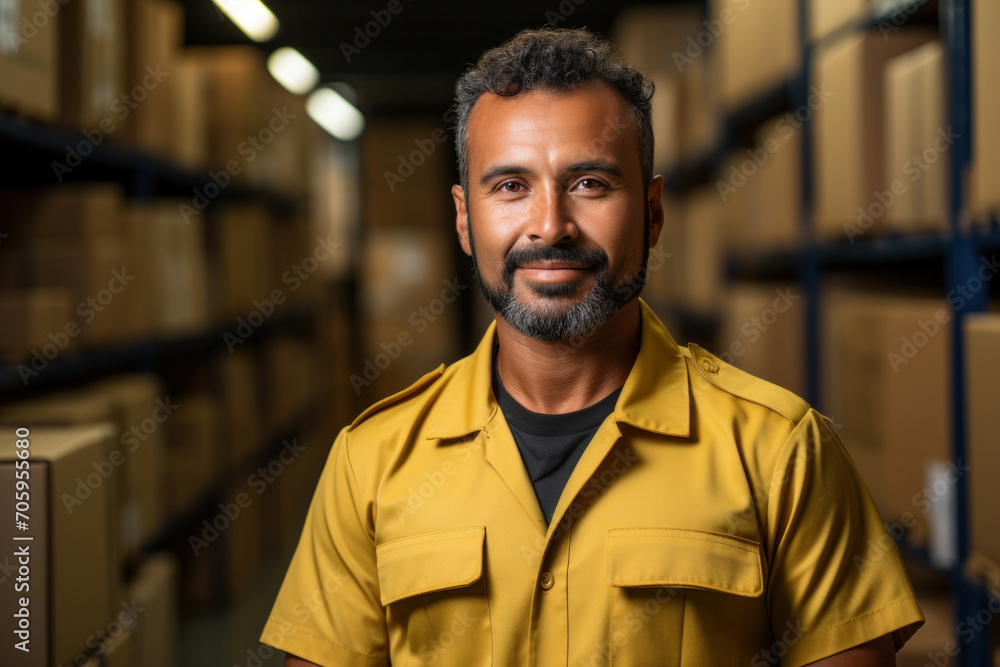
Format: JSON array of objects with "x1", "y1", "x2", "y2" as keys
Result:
[{"x1": 493, "y1": 299, "x2": 642, "y2": 414}]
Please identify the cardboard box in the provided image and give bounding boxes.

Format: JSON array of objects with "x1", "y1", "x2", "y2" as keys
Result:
[
  {"x1": 262, "y1": 336, "x2": 316, "y2": 433},
  {"x1": 308, "y1": 122, "x2": 360, "y2": 280},
  {"x1": 884, "y1": 41, "x2": 948, "y2": 233},
  {"x1": 170, "y1": 54, "x2": 210, "y2": 169},
  {"x1": 813, "y1": 31, "x2": 936, "y2": 238},
  {"x1": 0, "y1": 0, "x2": 58, "y2": 119},
  {"x1": 129, "y1": 553, "x2": 178, "y2": 667},
  {"x1": 164, "y1": 394, "x2": 221, "y2": 516},
  {"x1": 58, "y1": 0, "x2": 126, "y2": 130},
  {"x1": 145, "y1": 203, "x2": 210, "y2": 334},
  {"x1": 678, "y1": 188, "x2": 726, "y2": 314},
  {"x1": 0, "y1": 184, "x2": 124, "y2": 238},
  {"x1": 362, "y1": 118, "x2": 454, "y2": 229},
  {"x1": 822, "y1": 289, "x2": 952, "y2": 544},
  {"x1": 711, "y1": 0, "x2": 799, "y2": 108},
  {"x1": 219, "y1": 349, "x2": 262, "y2": 467},
  {"x1": 720, "y1": 283, "x2": 806, "y2": 398},
  {"x1": 0, "y1": 425, "x2": 116, "y2": 667},
  {"x1": 218, "y1": 203, "x2": 274, "y2": 318},
  {"x1": 90, "y1": 375, "x2": 167, "y2": 551},
  {"x1": 964, "y1": 314, "x2": 1000, "y2": 578},
  {"x1": 0, "y1": 288, "x2": 72, "y2": 361},
  {"x1": 810, "y1": 0, "x2": 871, "y2": 43},
  {"x1": 970, "y1": 0, "x2": 1000, "y2": 217},
  {"x1": 119, "y1": 0, "x2": 181, "y2": 156}
]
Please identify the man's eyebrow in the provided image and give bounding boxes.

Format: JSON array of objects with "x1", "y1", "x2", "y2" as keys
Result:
[
  {"x1": 479, "y1": 165, "x2": 531, "y2": 187},
  {"x1": 565, "y1": 161, "x2": 624, "y2": 178},
  {"x1": 478, "y1": 161, "x2": 624, "y2": 187}
]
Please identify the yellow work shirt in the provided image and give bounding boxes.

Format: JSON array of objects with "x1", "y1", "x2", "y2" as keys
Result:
[{"x1": 260, "y1": 298, "x2": 924, "y2": 666}]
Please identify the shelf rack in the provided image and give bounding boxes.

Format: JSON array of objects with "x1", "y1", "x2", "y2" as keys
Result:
[{"x1": 659, "y1": 0, "x2": 994, "y2": 663}]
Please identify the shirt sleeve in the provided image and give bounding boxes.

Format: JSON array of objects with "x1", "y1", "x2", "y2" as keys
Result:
[
  {"x1": 764, "y1": 408, "x2": 925, "y2": 666},
  {"x1": 259, "y1": 428, "x2": 389, "y2": 666}
]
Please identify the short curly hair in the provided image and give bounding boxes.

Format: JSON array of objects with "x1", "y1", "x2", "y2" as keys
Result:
[{"x1": 452, "y1": 27, "x2": 655, "y2": 194}]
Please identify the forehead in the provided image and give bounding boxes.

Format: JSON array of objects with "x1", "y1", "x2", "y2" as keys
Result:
[{"x1": 465, "y1": 80, "x2": 640, "y2": 172}]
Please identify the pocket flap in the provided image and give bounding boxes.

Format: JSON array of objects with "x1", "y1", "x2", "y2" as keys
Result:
[
  {"x1": 607, "y1": 528, "x2": 763, "y2": 597},
  {"x1": 377, "y1": 526, "x2": 485, "y2": 605}
]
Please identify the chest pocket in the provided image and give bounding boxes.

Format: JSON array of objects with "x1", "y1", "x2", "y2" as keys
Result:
[
  {"x1": 606, "y1": 528, "x2": 766, "y2": 667},
  {"x1": 377, "y1": 526, "x2": 492, "y2": 667}
]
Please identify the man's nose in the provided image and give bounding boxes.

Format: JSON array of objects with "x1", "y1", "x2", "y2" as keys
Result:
[{"x1": 524, "y1": 186, "x2": 578, "y2": 245}]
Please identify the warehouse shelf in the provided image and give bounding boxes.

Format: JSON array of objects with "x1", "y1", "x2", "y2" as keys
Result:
[
  {"x1": 0, "y1": 306, "x2": 317, "y2": 397},
  {"x1": 0, "y1": 108, "x2": 301, "y2": 209},
  {"x1": 812, "y1": 0, "x2": 939, "y2": 50},
  {"x1": 816, "y1": 233, "x2": 949, "y2": 265},
  {"x1": 661, "y1": 76, "x2": 796, "y2": 195}
]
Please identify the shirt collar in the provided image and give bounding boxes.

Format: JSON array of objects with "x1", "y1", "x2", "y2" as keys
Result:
[{"x1": 424, "y1": 298, "x2": 691, "y2": 440}]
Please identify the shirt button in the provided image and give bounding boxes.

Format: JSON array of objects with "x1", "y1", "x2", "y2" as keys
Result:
[
  {"x1": 700, "y1": 357, "x2": 719, "y2": 374},
  {"x1": 539, "y1": 571, "x2": 554, "y2": 591}
]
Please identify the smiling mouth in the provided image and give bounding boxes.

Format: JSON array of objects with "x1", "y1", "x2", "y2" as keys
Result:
[{"x1": 517, "y1": 263, "x2": 593, "y2": 283}]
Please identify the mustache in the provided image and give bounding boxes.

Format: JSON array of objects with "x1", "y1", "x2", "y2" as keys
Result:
[{"x1": 502, "y1": 245, "x2": 609, "y2": 286}]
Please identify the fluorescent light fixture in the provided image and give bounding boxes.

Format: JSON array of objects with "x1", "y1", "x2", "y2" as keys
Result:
[
  {"x1": 307, "y1": 88, "x2": 365, "y2": 141},
  {"x1": 268, "y1": 47, "x2": 320, "y2": 94},
  {"x1": 212, "y1": 0, "x2": 279, "y2": 42}
]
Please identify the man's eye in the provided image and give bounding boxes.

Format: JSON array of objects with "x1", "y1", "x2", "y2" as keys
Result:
[
  {"x1": 499, "y1": 181, "x2": 523, "y2": 192},
  {"x1": 577, "y1": 178, "x2": 606, "y2": 190}
]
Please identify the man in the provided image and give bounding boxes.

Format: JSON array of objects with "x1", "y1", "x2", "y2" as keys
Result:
[{"x1": 261, "y1": 28, "x2": 924, "y2": 666}]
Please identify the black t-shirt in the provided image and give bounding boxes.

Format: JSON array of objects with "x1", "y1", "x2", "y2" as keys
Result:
[{"x1": 493, "y1": 368, "x2": 623, "y2": 525}]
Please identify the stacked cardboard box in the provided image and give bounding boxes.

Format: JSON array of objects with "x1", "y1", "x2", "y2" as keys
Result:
[
  {"x1": 822, "y1": 288, "x2": 952, "y2": 548},
  {"x1": 362, "y1": 118, "x2": 454, "y2": 229},
  {"x1": 309, "y1": 121, "x2": 360, "y2": 280},
  {"x1": 672, "y1": 188, "x2": 726, "y2": 315},
  {"x1": 710, "y1": 0, "x2": 799, "y2": 109},
  {"x1": 218, "y1": 203, "x2": 275, "y2": 319},
  {"x1": 970, "y1": 0, "x2": 1000, "y2": 218},
  {"x1": 963, "y1": 314, "x2": 1000, "y2": 591},
  {"x1": 118, "y1": 0, "x2": 182, "y2": 157},
  {"x1": 813, "y1": 30, "x2": 936, "y2": 239},
  {"x1": 720, "y1": 283, "x2": 806, "y2": 398},
  {"x1": 612, "y1": 5, "x2": 718, "y2": 166},
  {"x1": 164, "y1": 394, "x2": 222, "y2": 516},
  {"x1": 142, "y1": 202, "x2": 211, "y2": 334},
  {"x1": 360, "y1": 228, "x2": 460, "y2": 400},
  {"x1": 219, "y1": 349, "x2": 262, "y2": 467},
  {"x1": 261, "y1": 335, "x2": 317, "y2": 433},
  {"x1": 0, "y1": 0, "x2": 58, "y2": 119},
  {"x1": 0, "y1": 426, "x2": 117, "y2": 667},
  {"x1": 810, "y1": 0, "x2": 872, "y2": 43},
  {"x1": 58, "y1": 0, "x2": 125, "y2": 131},
  {"x1": 884, "y1": 41, "x2": 948, "y2": 233},
  {"x1": 0, "y1": 289, "x2": 72, "y2": 361},
  {"x1": 0, "y1": 374, "x2": 168, "y2": 571},
  {"x1": 0, "y1": 185, "x2": 142, "y2": 347}
]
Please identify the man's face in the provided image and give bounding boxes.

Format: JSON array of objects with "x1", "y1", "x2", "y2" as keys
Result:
[{"x1": 452, "y1": 79, "x2": 664, "y2": 341}]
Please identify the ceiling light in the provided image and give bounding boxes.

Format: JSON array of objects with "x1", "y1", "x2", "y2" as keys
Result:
[
  {"x1": 267, "y1": 47, "x2": 320, "y2": 94},
  {"x1": 307, "y1": 88, "x2": 366, "y2": 141},
  {"x1": 211, "y1": 0, "x2": 279, "y2": 42}
]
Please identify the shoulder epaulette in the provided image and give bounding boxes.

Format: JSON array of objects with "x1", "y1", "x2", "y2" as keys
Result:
[
  {"x1": 348, "y1": 364, "x2": 446, "y2": 431},
  {"x1": 686, "y1": 343, "x2": 810, "y2": 424}
]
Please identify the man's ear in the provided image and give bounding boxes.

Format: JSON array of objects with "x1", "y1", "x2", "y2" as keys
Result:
[
  {"x1": 452, "y1": 184, "x2": 472, "y2": 256},
  {"x1": 646, "y1": 175, "x2": 665, "y2": 249}
]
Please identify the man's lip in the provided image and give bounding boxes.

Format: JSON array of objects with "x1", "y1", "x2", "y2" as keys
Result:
[{"x1": 518, "y1": 262, "x2": 591, "y2": 270}]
